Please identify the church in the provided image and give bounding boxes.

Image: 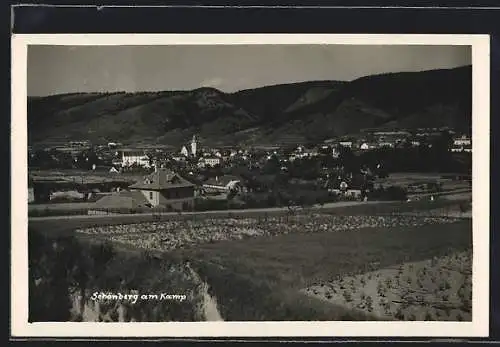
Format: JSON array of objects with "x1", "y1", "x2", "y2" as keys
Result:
[{"x1": 180, "y1": 135, "x2": 198, "y2": 158}]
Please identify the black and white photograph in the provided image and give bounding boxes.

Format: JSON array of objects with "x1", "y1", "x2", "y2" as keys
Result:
[{"x1": 11, "y1": 34, "x2": 490, "y2": 337}]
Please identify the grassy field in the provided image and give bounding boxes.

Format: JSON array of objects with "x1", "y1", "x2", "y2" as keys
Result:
[
  {"x1": 375, "y1": 172, "x2": 471, "y2": 192},
  {"x1": 176, "y1": 219, "x2": 471, "y2": 321},
  {"x1": 28, "y1": 199, "x2": 472, "y2": 321},
  {"x1": 180, "y1": 220, "x2": 471, "y2": 289}
]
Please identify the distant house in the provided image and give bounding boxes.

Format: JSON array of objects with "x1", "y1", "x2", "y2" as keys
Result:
[
  {"x1": 378, "y1": 142, "x2": 395, "y2": 148},
  {"x1": 450, "y1": 135, "x2": 472, "y2": 153},
  {"x1": 121, "y1": 149, "x2": 150, "y2": 168},
  {"x1": 360, "y1": 142, "x2": 377, "y2": 151},
  {"x1": 202, "y1": 175, "x2": 245, "y2": 194},
  {"x1": 339, "y1": 141, "x2": 353, "y2": 148},
  {"x1": 453, "y1": 135, "x2": 472, "y2": 147},
  {"x1": 198, "y1": 156, "x2": 221, "y2": 168},
  {"x1": 328, "y1": 188, "x2": 363, "y2": 199},
  {"x1": 128, "y1": 168, "x2": 195, "y2": 210}
]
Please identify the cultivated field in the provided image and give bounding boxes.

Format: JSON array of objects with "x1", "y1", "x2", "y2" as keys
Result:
[
  {"x1": 75, "y1": 214, "x2": 465, "y2": 253},
  {"x1": 302, "y1": 251, "x2": 472, "y2": 321},
  {"x1": 29, "y1": 200, "x2": 473, "y2": 321}
]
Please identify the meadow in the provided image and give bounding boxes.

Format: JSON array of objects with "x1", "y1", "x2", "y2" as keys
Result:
[
  {"x1": 177, "y1": 218, "x2": 471, "y2": 320},
  {"x1": 29, "y1": 199, "x2": 472, "y2": 321}
]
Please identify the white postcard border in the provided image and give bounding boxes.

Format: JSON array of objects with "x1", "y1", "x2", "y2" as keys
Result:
[{"x1": 11, "y1": 34, "x2": 490, "y2": 338}]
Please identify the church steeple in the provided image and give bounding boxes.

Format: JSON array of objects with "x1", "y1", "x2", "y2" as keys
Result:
[{"x1": 191, "y1": 134, "x2": 197, "y2": 157}]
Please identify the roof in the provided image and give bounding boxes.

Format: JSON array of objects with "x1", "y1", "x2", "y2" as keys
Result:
[
  {"x1": 203, "y1": 175, "x2": 241, "y2": 187},
  {"x1": 93, "y1": 190, "x2": 149, "y2": 209},
  {"x1": 128, "y1": 168, "x2": 195, "y2": 190}
]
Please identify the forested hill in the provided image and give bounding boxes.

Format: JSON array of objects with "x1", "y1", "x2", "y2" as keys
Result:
[{"x1": 28, "y1": 65, "x2": 472, "y2": 146}]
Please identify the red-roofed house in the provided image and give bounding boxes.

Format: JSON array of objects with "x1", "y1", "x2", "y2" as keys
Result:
[{"x1": 128, "y1": 168, "x2": 195, "y2": 210}]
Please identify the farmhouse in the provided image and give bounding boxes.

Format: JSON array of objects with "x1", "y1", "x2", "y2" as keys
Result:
[{"x1": 128, "y1": 168, "x2": 195, "y2": 210}]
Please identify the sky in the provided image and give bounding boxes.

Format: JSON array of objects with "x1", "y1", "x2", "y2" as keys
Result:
[{"x1": 27, "y1": 45, "x2": 471, "y2": 96}]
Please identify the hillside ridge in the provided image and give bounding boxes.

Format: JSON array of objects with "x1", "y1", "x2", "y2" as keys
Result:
[{"x1": 28, "y1": 66, "x2": 472, "y2": 146}]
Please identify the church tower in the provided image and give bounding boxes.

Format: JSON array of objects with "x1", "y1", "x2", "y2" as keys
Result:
[{"x1": 191, "y1": 135, "x2": 197, "y2": 157}]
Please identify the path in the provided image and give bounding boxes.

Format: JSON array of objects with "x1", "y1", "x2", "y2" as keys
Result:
[{"x1": 29, "y1": 200, "x2": 395, "y2": 222}]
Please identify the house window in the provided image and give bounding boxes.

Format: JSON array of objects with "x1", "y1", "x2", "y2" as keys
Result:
[{"x1": 149, "y1": 192, "x2": 153, "y2": 200}]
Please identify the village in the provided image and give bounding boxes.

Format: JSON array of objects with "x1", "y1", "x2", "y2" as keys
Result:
[{"x1": 27, "y1": 127, "x2": 472, "y2": 217}]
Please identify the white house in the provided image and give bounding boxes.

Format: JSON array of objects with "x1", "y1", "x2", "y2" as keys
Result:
[
  {"x1": 378, "y1": 142, "x2": 395, "y2": 148},
  {"x1": 360, "y1": 142, "x2": 377, "y2": 151},
  {"x1": 339, "y1": 141, "x2": 353, "y2": 148},
  {"x1": 453, "y1": 135, "x2": 471, "y2": 146},
  {"x1": 121, "y1": 150, "x2": 150, "y2": 168},
  {"x1": 198, "y1": 156, "x2": 221, "y2": 168},
  {"x1": 450, "y1": 135, "x2": 472, "y2": 153}
]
